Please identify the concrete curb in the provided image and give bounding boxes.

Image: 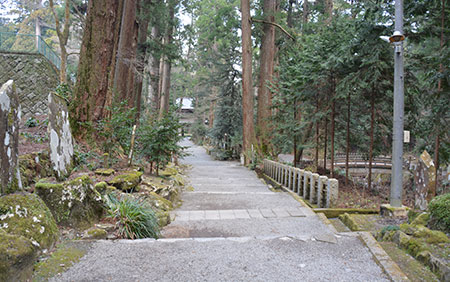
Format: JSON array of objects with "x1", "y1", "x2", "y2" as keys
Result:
[{"x1": 358, "y1": 231, "x2": 409, "y2": 282}]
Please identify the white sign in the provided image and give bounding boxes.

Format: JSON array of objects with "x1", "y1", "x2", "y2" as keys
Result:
[{"x1": 404, "y1": 130, "x2": 410, "y2": 143}]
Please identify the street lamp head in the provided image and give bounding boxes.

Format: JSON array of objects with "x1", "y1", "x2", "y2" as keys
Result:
[{"x1": 389, "y1": 31, "x2": 405, "y2": 43}]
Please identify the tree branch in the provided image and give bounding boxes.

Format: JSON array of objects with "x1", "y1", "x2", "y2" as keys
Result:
[{"x1": 251, "y1": 18, "x2": 295, "y2": 41}]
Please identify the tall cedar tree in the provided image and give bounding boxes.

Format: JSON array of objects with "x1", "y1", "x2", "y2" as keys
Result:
[{"x1": 71, "y1": 0, "x2": 122, "y2": 136}]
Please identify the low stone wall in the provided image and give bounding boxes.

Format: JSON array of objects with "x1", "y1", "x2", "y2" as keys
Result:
[
  {"x1": 263, "y1": 159, "x2": 339, "y2": 208},
  {"x1": 0, "y1": 52, "x2": 59, "y2": 117}
]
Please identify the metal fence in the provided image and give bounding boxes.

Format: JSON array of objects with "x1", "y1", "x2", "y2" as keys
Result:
[
  {"x1": 0, "y1": 32, "x2": 61, "y2": 70},
  {"x1": 263, "y1": 159, "x2": 339, "y2": 208}
]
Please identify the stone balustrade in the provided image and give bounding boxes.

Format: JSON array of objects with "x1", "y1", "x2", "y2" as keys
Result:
[{"x1": 263, "y1": 159, "x2": 338, "y2": 208}]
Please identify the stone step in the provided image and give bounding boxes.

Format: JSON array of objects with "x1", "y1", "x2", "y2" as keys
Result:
[{"x1": 171, "y1": 208, "x2": 306, "y2": 221}]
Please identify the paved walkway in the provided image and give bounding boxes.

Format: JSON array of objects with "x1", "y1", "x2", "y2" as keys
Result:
[{"x1": 53, "y1": 140, "x2": 389, "y2": 281}]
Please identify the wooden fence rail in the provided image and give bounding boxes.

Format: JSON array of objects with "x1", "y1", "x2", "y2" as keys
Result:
[{"x1": 263, "y1": 159, "x2": 339, "y2": 208}]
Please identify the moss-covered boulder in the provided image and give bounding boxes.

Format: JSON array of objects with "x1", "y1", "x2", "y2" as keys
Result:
[
  {"x1": 428, "y1": 193, "x2": 450, "y2": 233},
  {"x1": 19, "y1": 151, "x2": 53, "y2": 188},
  {"x1": 411, "y1": 212, "x2": 430, "y2": 226},
  {"x1": 159, "y1": 167, "x2": 178, "y2": 177},
  {"x1": 145, "y1": 192, "x2": 173, "y2": 211},
  {"x1": 0, "y1": 230, "x2": 37, "y2": 282},
  {"x1": 94, "y1": 168, "x2": 115, "y2": 176},
  {"x1": 0, "y1": 192, "x2": 58, "y2": 249},
  {"x1": 108, "y1": 171, "x2": 143, "y2": 191},
  {"x1": 35, "y1": 175, "x2": 104, "y2": 229},
  {"x1": 83, "y1": 227, "x2": 107, "y2": 239}
]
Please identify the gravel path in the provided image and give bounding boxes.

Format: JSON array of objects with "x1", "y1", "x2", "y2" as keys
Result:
[{"x1": 52, "y1": 139, "x2": 389, "y2": 282}]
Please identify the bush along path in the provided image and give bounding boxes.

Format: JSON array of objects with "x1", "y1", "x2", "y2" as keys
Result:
[{"x1": 49, "y1": 139, "x2": 404, "y2": 281}]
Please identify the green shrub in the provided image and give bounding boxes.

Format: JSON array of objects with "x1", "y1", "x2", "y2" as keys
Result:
[
  {"x1": 428, "y1": 193, "x2": 450, "y2": 233},
  {"x1": 105, "y1": 193, "x2": 159, "y2": 239},
  {"x1": 136, "y1": 111, "x2": 184, "y2": 174}
]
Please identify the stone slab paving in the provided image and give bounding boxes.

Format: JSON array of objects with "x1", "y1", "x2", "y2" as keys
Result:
[{"x1": 54, "y1": 139, "x2": 390, "y2": 281}]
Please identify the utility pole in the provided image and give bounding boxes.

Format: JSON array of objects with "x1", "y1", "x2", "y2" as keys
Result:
[{"x1": 390, "y1": 0, "x2": 405, "y2": 208}]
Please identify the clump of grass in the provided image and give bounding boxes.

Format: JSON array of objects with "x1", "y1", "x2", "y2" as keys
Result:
[{"x1": 105, "y1": 193, "x2": 160, "y2": 239}]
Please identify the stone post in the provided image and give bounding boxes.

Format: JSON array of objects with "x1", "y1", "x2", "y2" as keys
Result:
[
  {"x1": 288, "y1": 167, "x2": 292, "y2": 190},
  {"x1": 298, "y1": 169, "x2": 304, "y2": 196},
  {"x1": 317, "y1": 176, "x2": 328, "y2": 208},
  {"x1": 327, "y1": 178, "x2": 339, "y2": 208},
  {"x1": 310, "y1": 173, "x2": 320, "y2": 204},
  {"x1": 293, "y1": 169, "x2": 298, "y2": 193},
  {"x1": 303, "y1": 171, "x2": 311, "y2": 199},
  {"x1": 0, "y1": 80, "x2": 22, "y2": 195},
  {"x1": 48, "y1": 92, "x2": 74, "y2": 180},
  {"x1": 414, "y1": 150, "x2": 436, "y2": 211}
]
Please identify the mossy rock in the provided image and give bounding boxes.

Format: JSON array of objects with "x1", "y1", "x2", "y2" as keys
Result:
[
  {"x1": 159, "y1": 167, "x2": 178, "y2": 177},
  {"x1": 0, "y1": 192, "x2": 58, "y2": 249},
  {"x1": 35, "y1": 175, "x2": 104, "y2": 230},
  {"x1": 0, "y1": 230, "x2": 37, "y2": 282},
  {"x1": 83, "y1": 227, "x2": 107, "y2": 239},
  {"x1": 145, "y1": 192, "x2": 173, "y2": 211},
  {"x1": 19, "y1": 151, "x2": 52, "y2": 188},
  {"x1": 155, "y1": 210, "x2": 171, "y2": 227},
  {"x1": 172, "y1": 174, "x2": 185, "y2": 186},
  {"x1": 411, "y1": 212, "x2": 430, "y2": 226},
  {"x1": 413, "y1": 225, "x2": 449, "y2": 244},
  {"x1": 94, "y1": 168, "x2": 115, "y2": 176},
  {"x1": 338, "y1": 213, "x2": 361, "y2": 231},
  {"x1": 407, "y1": 238, "x2": 428, "y2": 257},
  {"x1": 400, "y1": 223, "x2": 418, "y2": 235},
  {"x1": 428, "y1": 193, "x2": 450, "y2": 233},
  {"x1": 393, "y1": 230, "x2": 411, "y2": 249},
  {"x1": 108, "y1": 171, "x2": 143, "y2": 191}
]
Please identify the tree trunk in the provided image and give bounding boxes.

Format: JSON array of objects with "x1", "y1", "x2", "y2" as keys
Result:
[
  {"x1": 71, "y1": 0, "x2": 122, "y2": 136},
  {"x1": 256, "y1": 0, "x2": 277, "y2": 148},
  {"x1": 368, "y1": 93, "x2": 375, "y2": 193},
  {"x1": 315, "y1": 94, "x2": 319, "y2": 169},
  {"x1": 114, "y1": 0, "x2": 139, "y2": 108},
  {"x1": 287, "y1": 0, "x2": 294, "y2": 28},
  {"x1": 134, "y1": 0, "x2": 151, "y2": 121},
  {"x1": 302, "y1": 0, "x2": 309, "y2": 27},
  {"x1": 345, "y1": 90, "x2": 351, "y2": 185},
  {"x1": 158, "y1": 0, "x2": 175, "y2": 119},
  {"x1": 433, "y1": 0, "x2": 445, "y2": 197},
  {"x1": 241, "y1": 0, "x2": 255, "y2": 165},
  {"x1": 330, "y1": 99, "x2": 335, "y2": 178},
  {"x1": 324, "y1": 0, "x2": 333, "y2": 24},
  {"x1": 49, "y1": 0, "x2": 70, "y2": 83},
  {"x1": 148, "y1": 25, "x2": 161, "y2": 112},
  {"x1": 323, "y1": 117, "x2": 328, "y2": 171}
]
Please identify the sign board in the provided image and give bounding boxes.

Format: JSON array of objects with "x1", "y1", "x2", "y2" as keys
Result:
[{"x1": 404, "y1": 130, "x2": 410, "y2": 143}]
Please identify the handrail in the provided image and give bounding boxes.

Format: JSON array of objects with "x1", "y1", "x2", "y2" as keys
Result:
[
  {"x1": 263, "y1": 159, "x2": 339, "y2": 208},
  {"x1": 0, "y1": 32, "x2": 61, "y2": 70}
]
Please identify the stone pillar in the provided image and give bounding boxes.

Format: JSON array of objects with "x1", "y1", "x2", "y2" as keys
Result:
[
  {"x1": 288, "y1": 167, "x2": 292, "y2": 190},
  {"x1": 0, "y1": 80, "x2": 22, "y2": 195},
  {"x1": 317, "y1": 176, "x2": 328, "y2": 208},
  {"x1": 303, "y1": 171, "x2": 311, "y2": 199},
  {"x1": 298, "y1": 169, "x2": 304, "y2": 196},
  {"x1": 310, "y1": 173, "x2": 320, "y2": 204},
  {"x1": 48, "y1": 93, "x2": 74, "y2": 180},
  {"x1": 293, "y1": 169, "x2": 298, "y2": 193},
  {"x1": 414, "y1": 150, "x2": 436, "y2": 211},
  {"x1": 327, "y1": 178, "x2": 339, "y2": 208}
]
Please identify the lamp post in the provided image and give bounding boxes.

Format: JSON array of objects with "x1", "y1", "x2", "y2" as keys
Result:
[{"x1": 390, "y1": 0, "x2": 405, "y2": 208}]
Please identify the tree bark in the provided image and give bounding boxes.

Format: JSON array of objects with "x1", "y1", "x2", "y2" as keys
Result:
[
  {"x1": 148, "y1": 25, "x2": 161, "y2": 112},
  {"x1": 114, "y1": 0, "x2": 139, "y2": 108},
  {"x1": 345, "y1": 90, "x2": 351, "y2": 185},
  {"x1": 330, "y1": 99, "x2": 335, "y2": 178},
  {"x1": 158, "y1": 0, "x2": 175, "y2": 119},
  {"x1": 368, "y1": 93, "x2": 375, "y2": 193},
  {"x1": 71, "y1": 0, "x2": 122, "y2": 135},
  {"x1": 324, "y1": 0, "x2": 333, "y2": 24},
  {"x1": 256, "y1": 0, "x2": 277, "y2": 148},
  {"x1": 134, "y1": 0, "x2": 151, "y2": 121},
  {"x1": 287, "y1": 0, "x2": 294, "y2": 28},
  {"x1": 323, "y1": 117, "x2": 328, "y2": 171},
  {"x1": 241, "y1": 0, "x2": 255, "y2": 165},
  {"x1": 302, "y1": 0, "x2": 309, "y2": 27},
  {"x1": 49, "y1": 0, "x2": 70, "y2": 83}
]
